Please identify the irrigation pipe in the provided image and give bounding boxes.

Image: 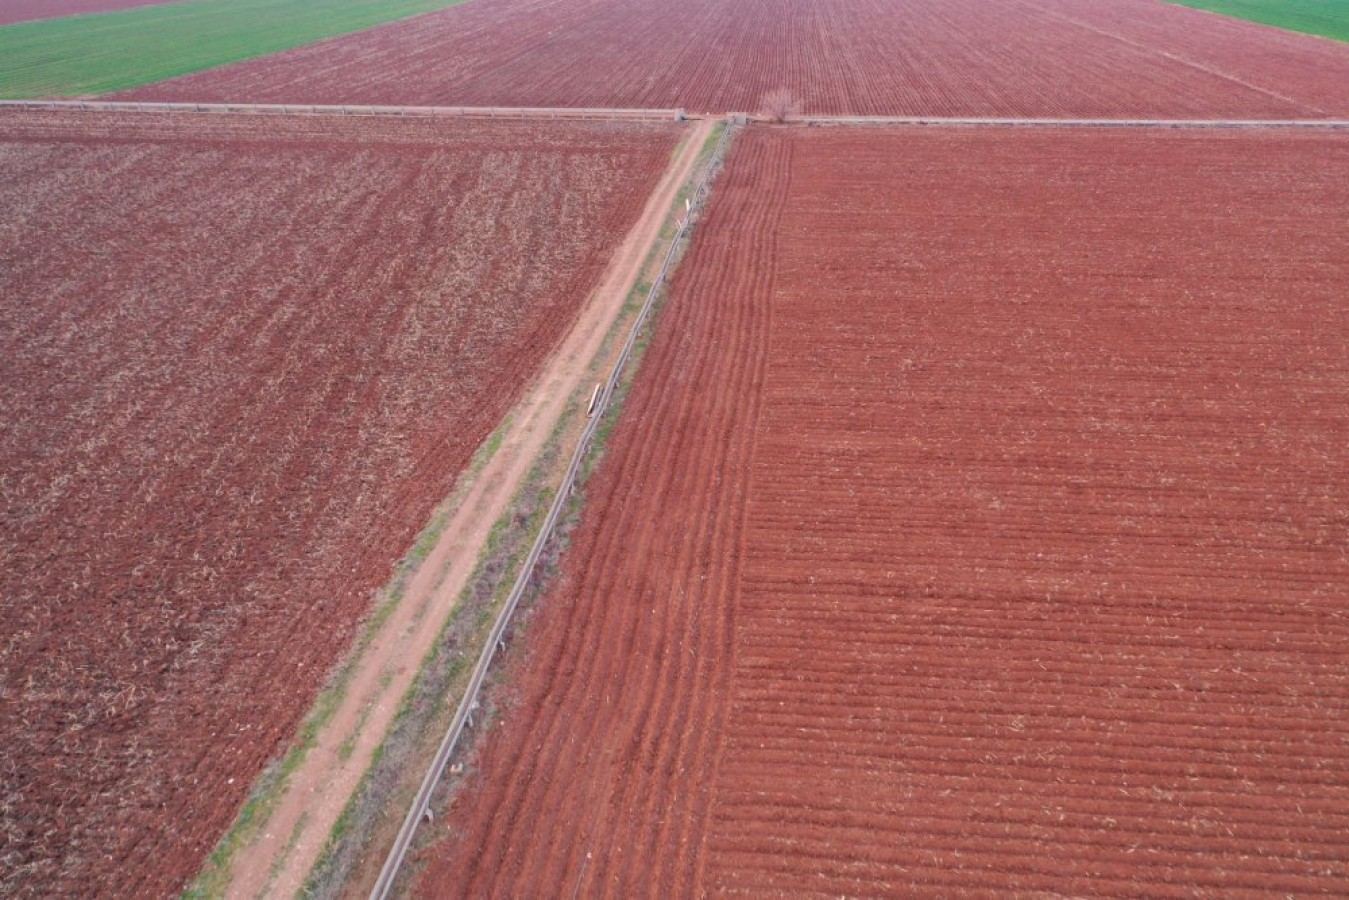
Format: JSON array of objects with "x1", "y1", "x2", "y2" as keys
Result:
[{"x1": 368, "y1": 120, "x2": 733, "y2": 900}]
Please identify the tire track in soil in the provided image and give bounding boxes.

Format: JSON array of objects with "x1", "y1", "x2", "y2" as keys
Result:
[
  {"x1": 608, "y1": 131, "x2": 789, "y2": 897},
  {"x1": 410, "y1": 130, "x2": 790, "y2": 897},
  {"x1": 675, "y1": 132, "x2": 790, "y2": 899},
  {"x1": 420, "y1": 152, "x2": 730, "y2": 890},
  {"x1": 413, "y1": 120, "x2": 724, "y2": 894}
]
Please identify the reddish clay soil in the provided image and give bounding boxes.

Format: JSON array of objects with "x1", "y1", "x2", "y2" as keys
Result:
[
  {"x1": 0, "y1": 0, "x2": 177, "y2": 25},
  {"x1": 118, "y1": 0, "x2": 1349, "y2": 117},
  {"x1": 413, "y1": 127, "x2": 1349, "y2": 895},
  {"x1": 0, "y1": 109, "x2": 677, "y2": 897}
]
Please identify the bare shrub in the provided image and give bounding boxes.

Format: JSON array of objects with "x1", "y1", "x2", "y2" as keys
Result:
[{"x1": 760, "y1": 88, "x2": 803, "y2": 123}]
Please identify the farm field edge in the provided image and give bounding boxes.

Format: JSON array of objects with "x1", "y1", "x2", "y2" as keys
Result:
[
  {"x1": 0, "y1": 0, "x2": 470, "y2": 98},
  {"x1": 407, "y1": 123, "x2": 1349, "y2": 895},
  {"x1": 0, "y1": 108, "x2": 680, "y2": 896}
]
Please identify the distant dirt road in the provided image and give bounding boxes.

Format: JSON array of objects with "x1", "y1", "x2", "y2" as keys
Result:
[{"x1": 221, "y1": 118, "x2": 712, "y2": 900}]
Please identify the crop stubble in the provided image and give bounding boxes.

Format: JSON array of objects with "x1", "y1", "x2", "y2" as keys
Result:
[
  {"x1": 119, "y1": 0, "x2": 1349, "y2": 117},
  {"x1": 414, "y1": 127, "x2": 1349, "y2": 894},
  {"x1": 0, "y1": 109, "x2": 677, "y2": 896}
]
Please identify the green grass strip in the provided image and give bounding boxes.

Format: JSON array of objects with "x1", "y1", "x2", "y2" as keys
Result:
[
  {"x1": 1168, "y1": 0, "x2": 1349, "y2": 44},
  {"x1": 0, "y1": 0, "x2": 467, "y2": 98}
]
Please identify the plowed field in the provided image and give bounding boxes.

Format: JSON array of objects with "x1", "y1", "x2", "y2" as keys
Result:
[
  {"x1": 414, "y1": 127, "x2": 1349, "y2": 895},
  {"x1": 119, "y1": 0, "x2": 1349, "y2": 117},
  {"x1": 0, "y1": 109, "x2": 677, "y2": 896},
  {"x1": 0, "y1": 0, "x2": 174, "y2": 25}
]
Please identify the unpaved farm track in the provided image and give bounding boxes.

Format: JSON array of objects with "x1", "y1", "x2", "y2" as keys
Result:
[
  {"x1": 413, "y1": 125, "x2": 789, "y2": 897},
  {"x1": 367, "y1": 119, "x2": 720, "y2": 900},
  {"x1": 118, "y1": 0, "x2": 1349, "y2": 117},
  {"x1": 221, "y1": 118, "x2": 709, "y2": 900},
  {"x1": 0, "y1": 109, "x2": 678, "y2": 898},
  {"x1": 412, "y1": 126, "x2": 1349, "y2": 895}
]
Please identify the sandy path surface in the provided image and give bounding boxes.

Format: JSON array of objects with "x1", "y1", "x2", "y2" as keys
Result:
[{"x1": 217, "y1": 118, "x2": 709, "y2": 900}]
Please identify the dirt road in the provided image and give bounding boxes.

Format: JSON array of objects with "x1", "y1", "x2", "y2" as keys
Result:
[{"x1": 219, "y1": 117, "x2": 714, "y2": 899}]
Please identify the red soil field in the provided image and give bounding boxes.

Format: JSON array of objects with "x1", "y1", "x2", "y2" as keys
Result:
[
  {"x1": 414, "y1": 126, "x2": 1349, "y2": 895},
  {"x1": 0, "y1": 109, "x2": 678, "y2": 896},
  {"x1": 119, "y1": 0, "x2": 1349, "y2": 117},
  {"x1": 0, "y1": 0, "x2": 176, "y2": 25}
]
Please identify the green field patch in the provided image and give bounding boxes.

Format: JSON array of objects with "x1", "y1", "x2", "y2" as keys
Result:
[
  {"x1": 1168, "y1": 0, "x2": 1349, "y2": 43},
  {"x1": 0, "y1": 0, "x2": 466, "y2": 98}
]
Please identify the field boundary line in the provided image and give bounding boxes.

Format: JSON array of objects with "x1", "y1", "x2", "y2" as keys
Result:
[
  {"x1": 7, "y1": 102, "x2": 1346, "y2": 128},
  {"x1": 367, "y1": 119, "x2": 734, "y2": 900},
  {"x1": 795, "y1": 115, "x2": 1349, "y2": 128},
  {"x1": 0, "y1": 99, "x2": 687, "y2": 121}
]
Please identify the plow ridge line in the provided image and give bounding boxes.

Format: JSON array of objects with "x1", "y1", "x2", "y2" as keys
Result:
[
  {"x1": 367, "y1": 121, "x2": 734, "y2": 900},
  {"x1": 0, "y1": 99, "x2": 687, "y2": 121}
]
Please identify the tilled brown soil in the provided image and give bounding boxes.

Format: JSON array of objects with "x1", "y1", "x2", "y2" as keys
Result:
[
  {"x1": 118, "y1": 0, "x2": 1349, "y2": 117},
  {"x1": 0, "y1": 0, "x2": 176, "y2": 25},
  {"x1": 0, "y1": 109, "x2": 677, "y2": 897},
  {"x1": 414, "y1": 126, "x2": 1349, "y2": 895}
]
